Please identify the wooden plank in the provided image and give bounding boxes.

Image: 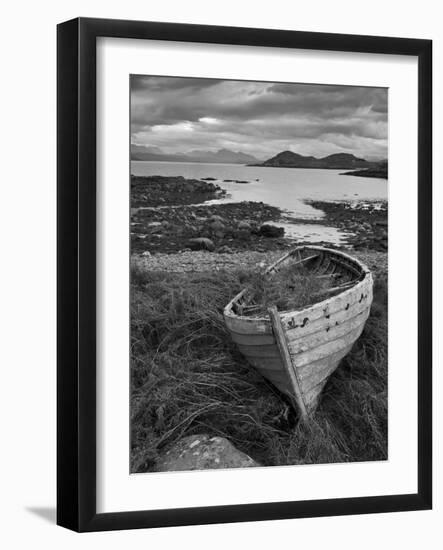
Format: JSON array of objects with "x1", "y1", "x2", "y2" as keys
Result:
[
  {"x1": 265, "y1": 250, "x2": 293, "y2": 273},
  {"x1": 223, "y1": 313, "x2": 271, "y2": 335},
  {"x1": 268, "y1": 306, "x2": 309, "y2": 420},
  {"x1": 303, "y1": 379, "x2": 329, "y2": 412},
  {"x1": 237, "y1": 343, "x2": 280, "y2": 358},
  {"x1": 227, "y1": 302, "x2": 370, "y2": 344},
  {"x1": 229, "y1": 331, "x2": 276, "y2": 346},
  {"x1": 287, "y1": 309, "x2": 369, "y2": 355},
  {"x1": 297, "y1": 345, "x2": 352, "y2": 393},
  {"x1": 223, "y1": 280, "x2": 372, "y2": 335},
  {"x1": 247, "y1": 357, "x2": 284, "y2": 371},
  {"x1": 279, "y1": 277, "x2": 372, "y2": 328},
  {"x1": 285, "y1": 303, "x2": 370, "y2": 342},
  {"x1": 312, "y1": 280, "x2": 357, "y2": 299},
  {"x1": 291, "y1": 324, "x2": 365, "y2": 368},
  {"x1": 291, "y1": 253, "x2": 320, "y2": 267}
]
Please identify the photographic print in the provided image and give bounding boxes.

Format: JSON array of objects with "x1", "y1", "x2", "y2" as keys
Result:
[{"x1": 130, "y1": 75, "x2": 388, "y2": 474}]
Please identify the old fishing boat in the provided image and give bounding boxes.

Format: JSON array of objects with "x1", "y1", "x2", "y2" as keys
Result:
[{"x1": 223, "y1": 246, "x2": 373, "y2": 418}]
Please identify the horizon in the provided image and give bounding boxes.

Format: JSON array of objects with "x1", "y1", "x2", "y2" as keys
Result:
[
  {"x1": 131, "y1": 144, "x2": 387, "y2": 163},
  {"x1": 131, "y1": 76, "x2": 388, "y2": 161}
]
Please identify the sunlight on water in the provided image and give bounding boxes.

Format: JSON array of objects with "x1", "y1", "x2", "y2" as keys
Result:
[{"x1": 131, "y1": 161, "x2": 387, "y2": 244}]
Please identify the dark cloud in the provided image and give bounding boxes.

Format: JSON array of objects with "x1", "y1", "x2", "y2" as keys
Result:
[
  {"x1": 130, "y1": 76, "x2": 388, "y2": 159},
  {"x1": 131, "y1": 75, "x2": 222, "y2": 92}
]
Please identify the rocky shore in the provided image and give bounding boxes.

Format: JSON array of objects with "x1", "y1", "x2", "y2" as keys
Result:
[
  {"x1": 131, "y1": 201, "x2": 286, "y2": 254},
  {"x1": 305, "y1": 200, "x2": 388, "y2": 252},
  {"x1": 130, "y1": 175, "x2": 388, "y2": 256},
  {"x1": 131, "y1": 175, "x2": 226, "y2": 207}
]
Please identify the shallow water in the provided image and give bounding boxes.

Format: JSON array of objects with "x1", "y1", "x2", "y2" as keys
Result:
[{"x1": 131, "y1": 161, "x2": 387, "y2": 245}]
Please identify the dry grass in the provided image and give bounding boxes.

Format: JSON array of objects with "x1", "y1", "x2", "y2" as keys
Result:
[
  {"x1": 130, "y1": 264, "x2": 387, "y2": 472},
  {"x1": 242, "y1": 264, "x2": 346, "y2": 316}
]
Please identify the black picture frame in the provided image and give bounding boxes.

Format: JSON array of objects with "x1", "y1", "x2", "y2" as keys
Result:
[{"x1": 57, "y1": 17, "x2": 432, "y2": 532}]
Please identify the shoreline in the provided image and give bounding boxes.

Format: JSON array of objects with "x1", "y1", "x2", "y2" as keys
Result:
[{"x1": 130, "y1": 175, "x2": 387, "y2": 256}]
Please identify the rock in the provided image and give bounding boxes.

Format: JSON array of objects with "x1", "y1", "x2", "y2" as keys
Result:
[
  {"x1": 259, "y1": 224, "x2": 284, "y2": 238},
  {"x1": 237, "y1": 229, "x2": 251, "y2": 240},
  {"x1": 209, "y1": 215, "x2": 225, "y2": 223},
  {"x1": 238, "y1": 221, "x2": 251, "y2": 230},
  {"x1": 210, "y1": 220, "x2": 225, "y2": 232},
  {"x1": 154, "y1": 435, "x2": 260, "y2": 472},
  {"x1": 187, "y1": 237, "x2": 215, "y2": 252},
  {"x1": 217, "y1": 245, "x2": 233, "y2": 254}
]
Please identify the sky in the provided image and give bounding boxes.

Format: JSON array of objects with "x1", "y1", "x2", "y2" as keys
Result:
[{"x1": 130, "y1": 76, "x2": 388, "y2": 160}]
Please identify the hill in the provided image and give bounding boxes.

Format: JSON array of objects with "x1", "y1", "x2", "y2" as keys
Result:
[
  {"x1": 131, "y1": 144, "x2": 260, "y2": 164},
  {"x1": 255, "y1": 150, "x2": 371, "y2": 169}
]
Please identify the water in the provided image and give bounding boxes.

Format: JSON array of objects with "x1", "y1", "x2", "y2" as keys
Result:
[{"x1": 131, "y1": 161, "x2": 388, "y2": 245}]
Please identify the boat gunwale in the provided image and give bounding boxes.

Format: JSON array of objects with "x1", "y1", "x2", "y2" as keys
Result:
[{"x1": 223, "y1": 246, "x2": 372, "y2": 323}]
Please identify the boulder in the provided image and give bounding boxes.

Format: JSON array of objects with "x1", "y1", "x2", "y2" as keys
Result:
[
  {"x1": 154, "y1": 434, "x2": 259, "y2": 472},
  {"x1": 210, "y1": 220, "x2": 225, "y2": 232},
  {"x1": 259, "y1": 224, "x2": 285, "y2": 238},
  {"x1": 238, "y1": 221, "x2": 251, "y2": 230},
  {"x1": 187, "y1": 237, "x2": 215, "y2": 251}
]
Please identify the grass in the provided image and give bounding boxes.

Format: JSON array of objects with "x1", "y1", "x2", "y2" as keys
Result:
[
  {"x1": 130, "y1": 263, "x2": 387, "y2": 473},
  {"x1": 242, "y1": 264, "x2": 348, "y2": 316}
]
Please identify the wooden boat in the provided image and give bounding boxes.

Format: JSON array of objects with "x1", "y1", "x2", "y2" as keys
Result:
[{"x1": 223, "y1": 246, "x2": 373, "y2": 419}]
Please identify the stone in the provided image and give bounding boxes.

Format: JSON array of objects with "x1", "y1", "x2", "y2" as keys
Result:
[
  {"x1": 154, "y1": 434, "x2": 260, "y2": 472},
  {"x1": 187, "y1": 237, "x2": 216, "y2": 252},
  {"x1": 259, "y1": 224, "x2": 284, "y2": 238},
  {"x1": 217, "y1": 245, "x2": 233, "y2": 254},
  {"x1": 238, "y1": 221, "x2": 251, "y2": 230},
  {"x1": 210, "y1": 220, "x2": 225, "y2": 232},
  {"x1": 209, "y1": 214, "x2": 225, "y2": 223}
]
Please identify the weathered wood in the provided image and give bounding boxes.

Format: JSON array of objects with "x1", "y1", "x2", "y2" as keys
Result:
[
  {"x1": 291, "y1": 324, "x2": 365, "y2": 369},
  {"x1": 227, "y1": 302, "x2": 370, "y2": 344},
  {"x1": 247, "y1": 356, "x2": 284, "y2": 372},
  {"x1": 287, "y1": 310, "x2": 369, "y2": 355},
  {"x1": 237, "y1": 343, "x2": 280, "y2": 358},
  {"x1": 285, "y1": 304, "x2": 370, "y2": 342},
  {"x1": 268, "y1": 306, "x2": 309, "y2": 420},
  {"x1": 224, "y1": 276, "x2": 372, "y2": 332},
  {"x1": 223, "y1": 245, "x2": 374, "y2": 415},
  {"x1": 303, "y1": 379, "x2": 329, "y2": 412},
  {"x1": 312, "y1": 280, "x2": 357, "y2": 298},
  {"x1": 291, "y1": 254, "x2": 320, "y2": 269},
  {"x1": 297, "y1": 345, "x2": 353, "y2": 393},
  {"x1": 236, "y1": 309, "x2": 369, "y2": 358}
]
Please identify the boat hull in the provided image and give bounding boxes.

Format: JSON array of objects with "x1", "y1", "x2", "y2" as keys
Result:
[{"x1": 224, "y1": 247, "x2": 373, "y2": 415}]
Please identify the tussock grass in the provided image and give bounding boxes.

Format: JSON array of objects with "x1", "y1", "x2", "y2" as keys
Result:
[
  {"x1": 243, "y1": 265, "x2": 344, "y2": 316},
  {"x1": 130, "y1": 263, "x2": 387, "y2": 472}
]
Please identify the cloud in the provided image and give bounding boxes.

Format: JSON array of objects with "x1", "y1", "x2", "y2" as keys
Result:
[{"x1": 130, "y1": 76, "x2": 388, "y2": 159}]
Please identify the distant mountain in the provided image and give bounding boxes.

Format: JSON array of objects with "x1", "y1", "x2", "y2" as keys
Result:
[
  {"x1": 255, "y1": 150, "x2": 371, "y2": 169},
  {"x1": 131, "y1": 145, "x2": 185, "y2": 163},
  {"x1": 188, "y1": 148, "x2": 259, "y2": 164},
  {"x1": 131, "y1": 144, "x2": 260, "y2": 164}
]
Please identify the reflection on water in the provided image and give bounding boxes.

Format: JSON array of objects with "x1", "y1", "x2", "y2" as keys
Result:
[
  {"x1": 263, "y1": 221, "x2": 348, "y2": 245},
  {"x1": 131, "y1": 161, "x2": 387, "y2": 245}
]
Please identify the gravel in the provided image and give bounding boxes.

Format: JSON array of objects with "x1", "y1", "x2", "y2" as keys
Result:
[{"x1": 132, "y1": 249, "x2": 387, "y2": 275}]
